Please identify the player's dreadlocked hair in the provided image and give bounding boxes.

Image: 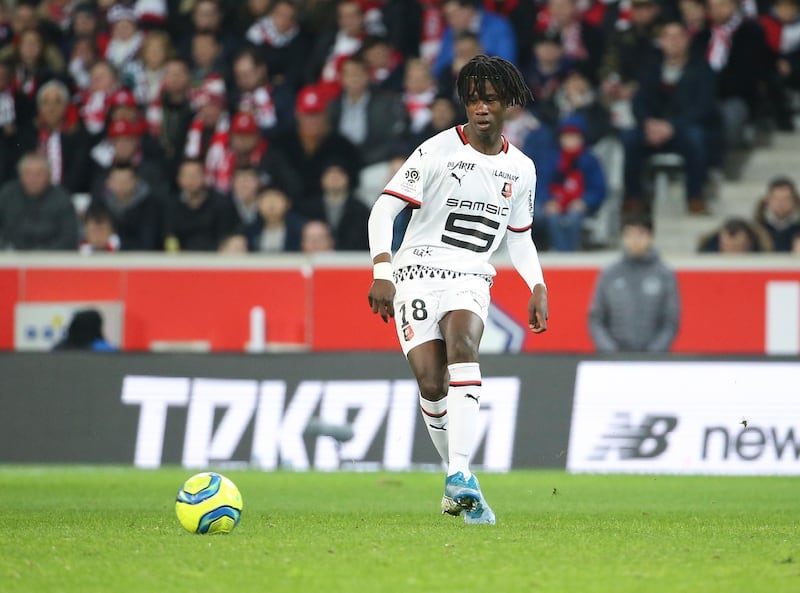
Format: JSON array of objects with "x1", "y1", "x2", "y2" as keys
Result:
[{"x1": 456, "y1": 55, "x2": 533, "y2": 108}]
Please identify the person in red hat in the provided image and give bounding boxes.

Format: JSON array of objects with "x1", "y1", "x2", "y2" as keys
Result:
[
  {"x1": 184, "y1": 74, "x2": 229, "y2": 162},
  {"x1": 264, "y1": 83, "x2": 361, "y2": 206},
  {"x1": 206, "y1": 111, "x2": 269, "y2": 194},
  {"x1": 89, "y1": 117, "x2": 167, "y2": 202}
]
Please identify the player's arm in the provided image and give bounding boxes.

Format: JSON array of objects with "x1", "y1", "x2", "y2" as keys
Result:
[
  {"x1": 507, "y1": 230, "x2": 548, "y2": 333},
  {"x1": 367, "y1": 194, "x2": 407, "y2": 323}
]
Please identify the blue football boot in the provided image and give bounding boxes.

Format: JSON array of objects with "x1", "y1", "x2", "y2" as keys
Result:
[
  {"x1": 441, "y1": 471, "x2": 481, "y2": 516},
  {"x1": 463, "y1": 475, "x2": 496, "y2": 525}
]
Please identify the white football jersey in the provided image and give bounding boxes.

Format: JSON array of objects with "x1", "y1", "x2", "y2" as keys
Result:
[{"x1": 383, "y1": 124, "x2": 536, "y2": 276}]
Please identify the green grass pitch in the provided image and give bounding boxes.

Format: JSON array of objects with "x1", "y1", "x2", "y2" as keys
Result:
[{"x1": 1, "y1": 467, "x2": 798, "y2": 593}]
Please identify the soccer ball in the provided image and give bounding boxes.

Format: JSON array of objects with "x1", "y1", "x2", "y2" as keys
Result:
[{"x1": 175, "y1": 472, "x2": 243, "y2": 534}]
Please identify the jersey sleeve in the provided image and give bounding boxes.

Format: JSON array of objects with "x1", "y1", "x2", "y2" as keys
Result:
[
  {"x1": 507, "y1": 162, "x2": 536, "y2": 233},
  {"x1": 380, "y1": 145, "x2": 429, "y2": 208}
]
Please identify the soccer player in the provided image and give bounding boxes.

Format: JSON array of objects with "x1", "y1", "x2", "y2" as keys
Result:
[{"x1": 367, "y1": 55, "x2": 549, "y2": 525}]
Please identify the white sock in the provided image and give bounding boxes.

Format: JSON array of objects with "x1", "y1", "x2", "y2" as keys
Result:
[
  {"x1": 446, "y1": 362, "x2": 481, "y2": 480},
  {"x1": 419, "y1": 394, "x2": 448, "y2": 464}
]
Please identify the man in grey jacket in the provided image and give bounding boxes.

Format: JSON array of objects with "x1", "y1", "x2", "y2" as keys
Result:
[
  {"x1": 0, "y1": 153, "x2": 78, "y2": 250},
  {"x1": 588, "y1": 214, "x2": 680, "y2": 352}
]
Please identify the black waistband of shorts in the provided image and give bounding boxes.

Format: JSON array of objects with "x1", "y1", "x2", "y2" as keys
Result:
[{"x1": 394, "y1": 265, "x2": 493, "y2": 285}]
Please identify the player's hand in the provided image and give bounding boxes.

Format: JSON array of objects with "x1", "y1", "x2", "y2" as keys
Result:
[
  {"x1": 529, "y1": 284, "x2": 548, "y2": 334},
  {"x1": 368, "y1": 279, "x2": 396, "y2": 323}
]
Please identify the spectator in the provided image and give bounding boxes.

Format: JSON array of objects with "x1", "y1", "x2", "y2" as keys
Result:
[
  {"x1": 481, "y1": 0, "x2": 538, "y2": 70},
  {"x1": 0, "y1": 61, "x2": 14, "y2": 184},
  {"x1": 227, "y1": 165, "x2": 263, "y2": 229},
  {"x1": 537, "y1": 114, "x2": 607, "y2": 251},
  {"x1": 544, "y1": 70, "x2": 614, "y2": 147},
  {"x1": 402, "y1": 57, "x2": 437, "y2": 136},
  {"x1": 1, "y1": 28, "x2": 62, "y2": 135},
  {"x1": 301, "y1": 219, "x2": 335, "y2": 253},
  {"x1": 62, "y1": 2, "x2": 108, "y2": 65},
  {"x1": 90, "y1": 117, "x2": 167, "y2": 201},
  {"x1": 184, "y1": 75, "x2": 230, "y2": 163},
  {"x1": 79, "y1": 202, "x2": 120, "y2": 254},
  {"x1": 436, "y1": 30, "x2": 484, "y2": 103},
  {"x1": 52, "y1": 309, "x2": 117, "y2": 351},
  {"x1": 67, "y1": 33, "x2": 101, "y2": 93},
  {"x1": 246, "y1": 185, "x2": 306, "y2": 252},
  {"x1": 502, "y1": 103, "x2": 551, "y2": 154},
  {"x1": 433, "y1": 0, "x2": 517, "y2": 77},
  {"x1": 146, "y1": 57, "x2": 194, "y2": 182},
  {"x1": 206, "y1": 111, "x2": 269, "y2": 194},
  {"x1": 229, "y1": 48, "x2": 281, "y2": 137},
  {"x1": 698, "y1": 216, "x2": 771, "y2": 252},
  {"x1": 188, "y1": 31, "x2": 227, "y2": 88},
  {"x1": 534, "y1": 0, "x2": 605, "y2": 82},
  {"x1": 16, "y1": 79, "x2": 90, "y2": 193},
  {"x1": 760, "y1": 0, "x2": 800, "y2": 93},
  {"x1": 697, "y1": 0, "x2": 792, "y2": 149},
  {"x1": 588, "y1": 214, "x2": 680, "y2": 352},
  {"x1": 525, "y1": 31, "x2": 573, "y2": 114},
  {"x1": 599, "y1": 0, "x2": 663, "y2": 132},
  {"x1": 753, "y1": 177, "x2": 800, "y2": 252},
  {"x1": 78, "y1": 60, "x2": 118, "y2": 138},
  {"x1": 232, "y1": 0, "x2": 274, "y2": 38},
  {"x1": 679, "y1": 0, "x2": 709, "y2": 42},
  {"x1": 305, "y1": 0, "x2": 367, "y2": 94},
  {"x1": 0, "y1": 152, "x2": 78, "y2": 250},
  {"x1": 177, "y1": 0, "x2": 241, "y2": 66},
  {"x1": 327, "y1": 54, "x2": 409, "y2": 169},
  {"x1": 127, "y1": 29, "x2": 173, "y2": 106},
  {"x1": 164, "y1": 159, "x2": 235, "y2": 251},
  {"x1": 245, "y1": 0, "x2": 310, "y2": 91},
  {"x1": 267, "y1": 84, "x2": 361, "y2": 205},
  {"x1": 622, "y1": 20, "x2": 717, "y2": 215},
  {"x1": 96, "y1": 163, "x2": 162, "y2": 251},
  {"x1": 305, "y1": 161, "x2": 370, "y2": 251},
  {"x1": 407, "y1": 94, "x2": 460, "y2": 149},
  {"x1": 105, "y1": 5, "x2": 143, "y2": 72},
  {"x1": 361, "y1": 35, "x2": 406, "y2": 93}
]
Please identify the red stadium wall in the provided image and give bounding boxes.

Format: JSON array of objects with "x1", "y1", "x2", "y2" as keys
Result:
[{"x1": 1, "y1": 255, "x2": 799, "y2": 353}]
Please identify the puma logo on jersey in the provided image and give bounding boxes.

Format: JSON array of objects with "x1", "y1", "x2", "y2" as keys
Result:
[{"x1": 450, "y1": 172, "x2": 464, "y2": 185}]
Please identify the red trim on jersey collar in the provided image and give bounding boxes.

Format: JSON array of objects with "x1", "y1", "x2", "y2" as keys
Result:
[
  {"x1": 383, "y1": 189, "x2": 421, "y2": 207},
  {"x1": 455, "y1": 125, "x2": 509, "y2": 153},
  {"x1": 507, "y1": 223, "x2": 533, "y2": 232}
]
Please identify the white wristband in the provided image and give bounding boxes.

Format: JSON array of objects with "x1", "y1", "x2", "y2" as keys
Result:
[{"x1": 373, "y1": 262, "x2": 394, "y2": 282}]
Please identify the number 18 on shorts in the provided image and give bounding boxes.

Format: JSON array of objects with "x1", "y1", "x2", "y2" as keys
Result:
[{"x1": 393, "y1": 273, "x2": 491, "y2": 356}]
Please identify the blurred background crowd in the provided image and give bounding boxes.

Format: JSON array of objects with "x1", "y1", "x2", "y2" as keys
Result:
[{"x1": 0, "y1": 0, "x2": 799, "y2": 255}]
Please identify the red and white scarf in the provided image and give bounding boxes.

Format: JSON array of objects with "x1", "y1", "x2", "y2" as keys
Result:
[
  {"x1": 185, "y1": 112, "x2": 230, "y2": 159},
  {"x1": 80, "y1": 89, "x2": 111, "y2": 135},
  {"x1": 208, "y1": 138, "x2": 269, "y2": 194},
  {"x1": 38, "y1": 128, "x2": 63, "y2": 185},
  {"x1": 707, "y1": 12, "x2": 743, "y2": 72},
  {"x1": 246, "y1": 16, "x2": 300, "y2": 47},
  {"x1": 237, "y1": 86, "x2": 277, "y2": 131}
]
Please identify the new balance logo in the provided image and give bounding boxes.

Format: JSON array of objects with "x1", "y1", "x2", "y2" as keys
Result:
[{"x1": 589, "y1": 413, "x2": 678, "y2": 460}]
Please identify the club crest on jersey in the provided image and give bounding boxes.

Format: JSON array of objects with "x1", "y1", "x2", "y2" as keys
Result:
[
  {"x1": 403, "y1": 325, "x2": 415, "y2": 342},
  {"x1": 501, "y1": 182, "x2": 513, "y2": 199}
]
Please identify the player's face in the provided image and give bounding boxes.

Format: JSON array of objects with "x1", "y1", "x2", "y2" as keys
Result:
[{"x1": 464, "y1": 79, "x2": 506, "y2": 140}]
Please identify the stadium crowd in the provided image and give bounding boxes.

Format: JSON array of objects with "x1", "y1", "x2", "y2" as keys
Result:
[{"x1": 0, "y1": 0, "x2": 799, "y2": 254}]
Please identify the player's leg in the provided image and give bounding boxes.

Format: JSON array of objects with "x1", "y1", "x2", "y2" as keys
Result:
[
  {"x1": 406, "y1": 340, "x2": 449, "y2": 464},
  {"x1": 393, "y1": 282, "x2": 450, "y2": 464},
  {"x1": 439, "y1": 309, "x2": 484, "y2": 481},
  {"x1": 438, "y1": 280, "x2": 496, "y2": 524}
]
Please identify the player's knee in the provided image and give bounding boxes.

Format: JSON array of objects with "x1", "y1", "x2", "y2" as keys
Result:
[
  {"x1": 417, "y1": 376, "x2": 447, "y2": 400},
  {"x1": 447, "y1": 334, "x2": 480, "y2": 363}
]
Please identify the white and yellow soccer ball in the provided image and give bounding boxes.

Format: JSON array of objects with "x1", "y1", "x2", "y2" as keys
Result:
[{"x1": 175, "y1": 472, "x2": 243, "y2": 534}]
